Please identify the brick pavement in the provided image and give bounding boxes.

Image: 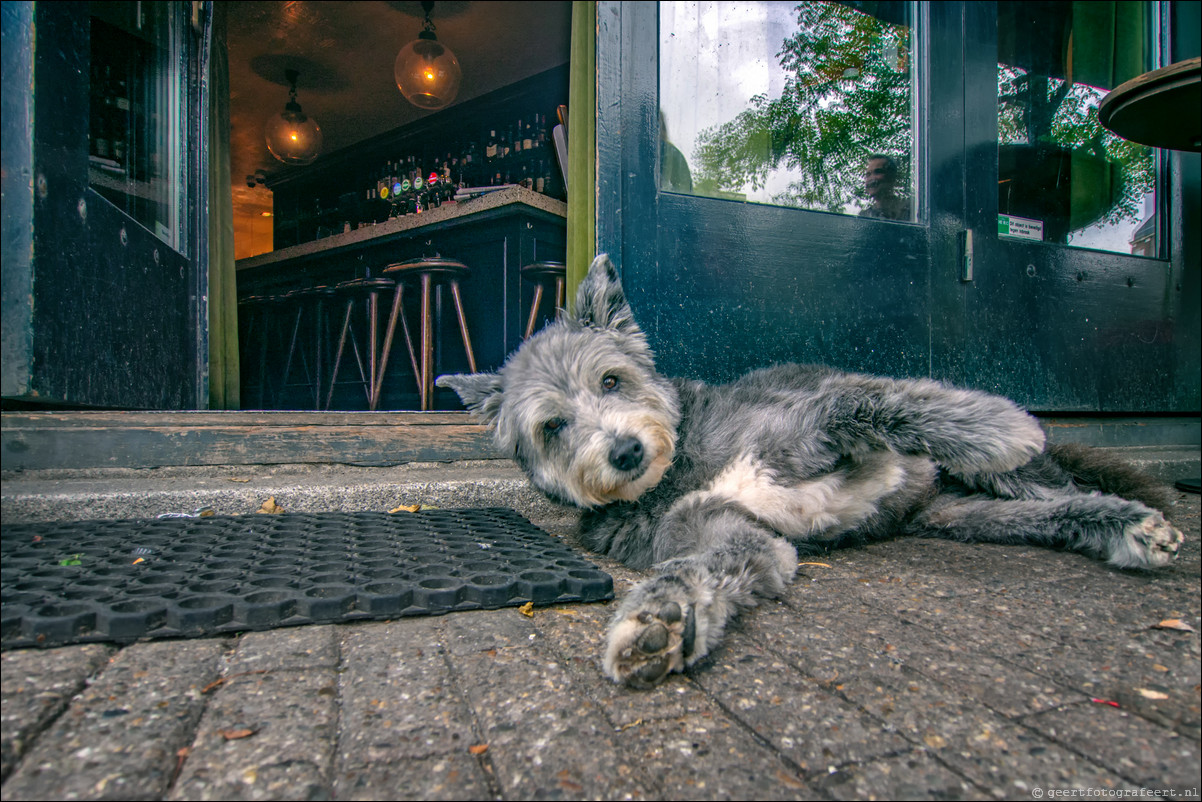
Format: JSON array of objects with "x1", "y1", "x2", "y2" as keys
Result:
[{"x1": 2, "y1": 493, "x2": 1199, "y2": 800}]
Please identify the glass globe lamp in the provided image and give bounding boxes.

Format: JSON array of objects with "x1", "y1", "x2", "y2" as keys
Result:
[
  {"x1": 395, "y1": 2, "x2": 461, "y2": 111},
  {"x1": 265, "y1": 70, "x2": 323, "y2": 166}
]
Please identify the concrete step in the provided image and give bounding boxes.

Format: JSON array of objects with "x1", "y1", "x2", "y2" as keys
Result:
[
  {"x1": 0, "y1": 460, "x2": 572, "y2": 530},
  {"x1": 3, "y1": 448, "x2": 1197, "y2": 525}
]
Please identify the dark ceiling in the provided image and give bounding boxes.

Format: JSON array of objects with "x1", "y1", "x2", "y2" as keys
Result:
[{"x1": 224, "y1": 1, "x2": 572, "y2": 257}]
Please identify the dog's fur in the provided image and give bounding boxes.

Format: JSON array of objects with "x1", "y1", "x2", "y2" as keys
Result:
[{"x1": 438, "y1": 255, "x2": 1183, "y2": 688}]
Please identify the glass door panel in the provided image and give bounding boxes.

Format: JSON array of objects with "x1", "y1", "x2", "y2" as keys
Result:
[
  {"x1": 660, "y1": 1, "x2": 920, "y2": 221},
  {"x1": 88, "y1": 1, "x2": 184, "y2": 251},
  {"x1": 996, "y1": 0, "x2": 1160, "y2": 255}
]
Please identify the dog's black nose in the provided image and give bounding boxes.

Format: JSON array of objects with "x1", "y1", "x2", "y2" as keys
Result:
[{"x1": 609, "y1": 437, "x2": 644, "y2": 473}]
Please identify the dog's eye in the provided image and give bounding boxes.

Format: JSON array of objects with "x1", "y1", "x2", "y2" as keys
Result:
[
  {"x1": 543, "y1": 418, "x2": 566, "y2": 435},
  {"x1": 601, "y1": 375, "x2": 620, "y2": 392}
]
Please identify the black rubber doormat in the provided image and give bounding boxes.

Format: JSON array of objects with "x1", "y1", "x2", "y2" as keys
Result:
[{"x1": 1, "y1": 508, "x2": 614, "y2": 649}]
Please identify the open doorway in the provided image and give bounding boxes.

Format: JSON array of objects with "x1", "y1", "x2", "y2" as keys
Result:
[{"x1": 218, "y1": 1, "x2": 573, "y2": 412}]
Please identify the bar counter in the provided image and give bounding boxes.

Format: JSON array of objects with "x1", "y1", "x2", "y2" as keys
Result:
[{"x1": 236, "y1": 186, "x2": 567, "y2": 411}]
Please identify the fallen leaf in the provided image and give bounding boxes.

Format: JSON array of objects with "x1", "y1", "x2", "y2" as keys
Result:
[
  {"x1": 131, "y1": 557, "x2": 145, "y2": 565},
  {"x1": 257, "y1": 497, "x2": 284, "y2": 514},
  {"x1": 1152, "y1": 664, "x2": 1169, "y2": 672},
  {"x1": 1135, "y1": 688, "x2": 1170, "y2": 700},
  {"x1": 218, "y1": 727, "x2": 256, "y2": 740},
  {"x1": 775, "y1": 769, "x2": 805, "y2": 789},
  {"x1": 519, "y1": 601, "x2": 535, "y2": 617},
  {"x1": 227, "y1": 477, "x2": 250, "y2": 483},
  {"x1": 390, "y1": 504, "x2": 421, "y2": 513},
  {"x1": 1153, "y1": 618, "x2": 1195, "y2": 632},
  {"x1": 469, "y1": 743, "x2": 489, "y2": 755},
  {"x1": 923, "y1": 733, "x2": 947, "y2": 749}
]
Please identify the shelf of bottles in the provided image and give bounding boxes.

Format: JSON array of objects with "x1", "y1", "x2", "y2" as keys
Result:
[{"x1": 274, "y1": 111, "x2": 565, "y2": 250}]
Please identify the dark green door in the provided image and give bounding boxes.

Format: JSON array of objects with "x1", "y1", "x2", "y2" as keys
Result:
[{"x1": 597, "y1": 0, "x2": 1196, "y2": 413}]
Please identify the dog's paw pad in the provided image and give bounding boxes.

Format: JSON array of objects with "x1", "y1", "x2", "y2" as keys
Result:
[
  {"x1": 604, "y1": 601, "x2": 693, "y2": 689},
  {"x1": 1116, "y1": 512, "x2": 1183, "y2": 568}
]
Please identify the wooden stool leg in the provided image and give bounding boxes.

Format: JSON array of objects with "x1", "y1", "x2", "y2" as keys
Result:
[
  {"x1": 525, "y1": 283, "x2": 545, "y2": 339},
  {"x1": 448, "y1": 279, "x2": 477, "y2": 373},
  {"x1": 325, "y1": 300, "x2": 354, "y2": 410},
  {"x1": 554, "y1": 276, "x2": 565, "y2": 318},
  {"x1": 313, "y1": 298, "x2": 326, "y2": 410},
  {"x1": 366, "y1": 289, "x2": 381, "y2": 410},
  {"x1": 419, "y1": 272, "x2": 434, "y2": 411},
  {"x1": 371, "y1": 285, "x2": 403, "y2": 412}
]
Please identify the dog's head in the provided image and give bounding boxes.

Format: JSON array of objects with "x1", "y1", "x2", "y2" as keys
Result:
[{"x1": 437, "y1": 255, "x2": 680, "y2": 508}]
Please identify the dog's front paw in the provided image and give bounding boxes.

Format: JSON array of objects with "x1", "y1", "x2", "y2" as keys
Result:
[
  {"x1": 603, "y1": 601, "x2": 695, "y2": 689},
  {"x1": 1110, "y1": 511, "x2": 1183, "y2": 568}
]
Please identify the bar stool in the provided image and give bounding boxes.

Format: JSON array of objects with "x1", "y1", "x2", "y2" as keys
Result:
[
  {"x1": 325, "y1": 277, "x2": 396, "y2": 410},
  {"x1": 380, "y1": 257, "x2": 477, "y2": 411},
  {"x1": 521, "y1": 261, "x2": 566, "y2": 339},
  {"x1": 279, "y1": 285, "x2": 336, "y2": 409}
]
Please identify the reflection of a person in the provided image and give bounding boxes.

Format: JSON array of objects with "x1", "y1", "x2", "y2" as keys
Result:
[
  {"x1": 859, "y1": 153, "x2": 910, "y2": 220},
  {"x1": 659, "y1": 111, "x2": 693, "y2": 193}
]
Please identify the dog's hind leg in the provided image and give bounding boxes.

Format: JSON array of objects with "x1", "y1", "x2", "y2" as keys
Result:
[
  {"x1": 602, "y1": 509, "x2": 798, "y2": 688},
  {"x1": 822, "y1": 374, "x2": 1046, "y2": 476},
  {"x1": 909, "y1": 493, "x2": 1183, "y2": 569}
]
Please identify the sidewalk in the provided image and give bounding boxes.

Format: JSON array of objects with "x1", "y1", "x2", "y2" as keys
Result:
[{"x1": 2, "y1": 482, "x2": 1199, "y2": 799}]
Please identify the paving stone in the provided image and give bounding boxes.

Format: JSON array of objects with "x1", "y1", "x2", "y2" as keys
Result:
[
  {"x1": 0, "y1": 643, "x2": 114, "y2": 781},
  {"x1": 617, "y1": 711, "x2": 812, "y2": 800},
  {"x1": 693, "y1": 630, "x2": 910, "y2": 775},
  {"x1": 935, "y1": 721, "x2": 1138, "y2": 798},
  {"x1": 223, "y1": 625, "x2": 340, "y2": 674},
  {"x1": 1020, "y1": 701, "x2": 1201, "y2": 791},
  {"x1": 809, "y1": 748, "x2": 988, "y2": 800},
  {"x1": 336, "y1": 620, "x2": 479, "y2": 761},
  {"x1": 453, "y1": 642, "x2": 655, "y2": 799},
  {"x1": 438, "y1": 606, "x2": 541, "y2": 655},
  {"x1": 332, "y1": 752, "x2": 494, "y2": 801},
  {"x1": 1, "y1": 639, "x2": 223, "y2": 800},
  {"x1": 170, "y1": 669, "x2": 338, "y2": 800}
]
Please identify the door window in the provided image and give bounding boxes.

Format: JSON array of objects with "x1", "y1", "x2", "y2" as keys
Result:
[
  {"x1": 88, "y1": 1, "x2": 185, "y2": 251},
  {"x1": 659, "y1": 1, "x2": 920, "y2": 221},
  {"x1": 996, "y1": 1, "x2": 1160, "y2": 255}
]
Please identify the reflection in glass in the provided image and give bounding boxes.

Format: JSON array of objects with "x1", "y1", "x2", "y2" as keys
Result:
[
  {"x1": 996, "y1": 1, "x2": 1159, "y2": 255},
  {"x1": 88, "y1": 1, "x2": 183, "y2": 251},
  {"x1": 659, "y1": 1, "x2": 918, "y2": 220}
]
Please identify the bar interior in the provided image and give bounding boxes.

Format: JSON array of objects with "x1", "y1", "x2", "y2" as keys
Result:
[{"x1": 227, "y1": 2, "x2": 572, "y2": 412}]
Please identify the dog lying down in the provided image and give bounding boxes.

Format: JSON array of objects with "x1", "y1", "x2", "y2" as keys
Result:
[{"x1": 438, "y1": 254, "x2": 1183, "y2": 689}]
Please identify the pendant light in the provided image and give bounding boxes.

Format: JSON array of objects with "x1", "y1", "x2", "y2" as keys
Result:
[
  {"x1": 395, "y1": 1, "x2": 462, "y2": 111},
  {"x1": 265, "y1": 69, "x2": 323, "y2": 166}
]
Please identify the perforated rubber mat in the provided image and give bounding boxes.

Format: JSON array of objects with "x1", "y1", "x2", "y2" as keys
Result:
[{"x1": 1, "y1": 508, "x2": 613, "y2": 649}]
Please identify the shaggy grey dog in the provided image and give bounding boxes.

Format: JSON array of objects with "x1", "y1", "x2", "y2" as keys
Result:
[{"x1": 438, "y1": 255, "x2": 1183, "y2": 689}]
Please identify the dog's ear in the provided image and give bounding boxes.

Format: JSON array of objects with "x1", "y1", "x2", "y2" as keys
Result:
[
  {"x1": 573, "y1": 254, "x2": 639, "y2": 334},
  {"x1": 435, "y1": 373, "x2": 504, "y2": 423}
]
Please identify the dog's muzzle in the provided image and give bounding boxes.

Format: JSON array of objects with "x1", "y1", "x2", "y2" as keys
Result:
[{"x1": 608, "y1": 436, "x2": 645, "y2": 473}]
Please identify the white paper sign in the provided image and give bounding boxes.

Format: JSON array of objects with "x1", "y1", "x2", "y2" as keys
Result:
[{"x1": 998, "y1": 214, "x2": 1043, "y2": 241}]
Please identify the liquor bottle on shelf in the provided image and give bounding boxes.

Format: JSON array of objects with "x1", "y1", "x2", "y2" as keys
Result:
[
  {"x1": 523, "y1": 118, "x2": 534, "y2": 152},
  {"x1": 485, "y1": 130, "x2": 498, "y2": 163}
]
